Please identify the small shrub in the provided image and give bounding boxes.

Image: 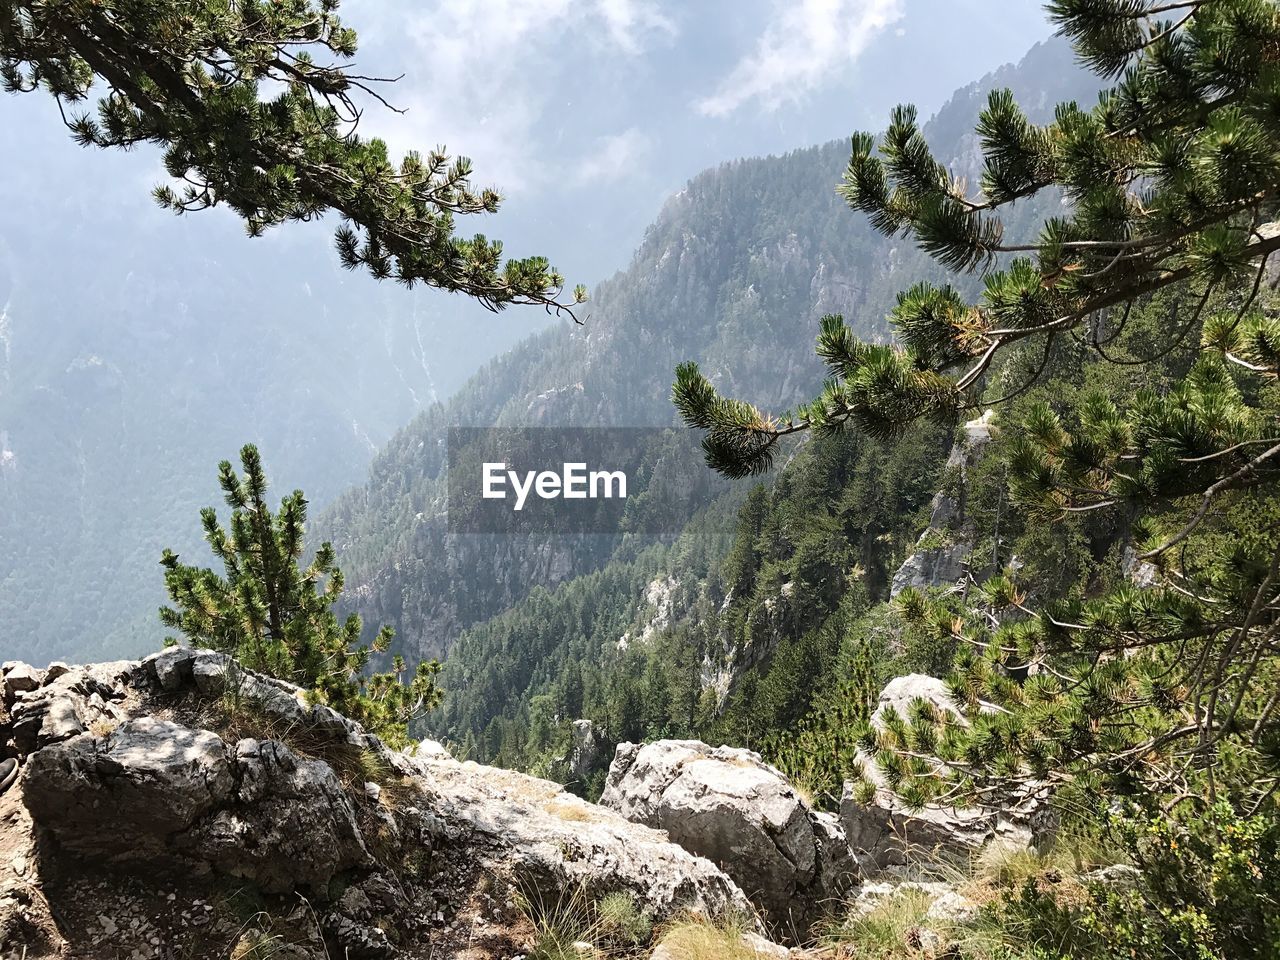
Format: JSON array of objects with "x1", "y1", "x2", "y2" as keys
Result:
[
  {"x1": 596, "y1": 892, "x2": 652, "y2": 949},
  {"x1": 996, "y1": 803, "x2": 1280, "y2": 960}
]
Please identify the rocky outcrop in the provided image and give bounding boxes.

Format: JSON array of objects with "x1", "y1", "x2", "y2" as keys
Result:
[
  {"x1": 0, "y1": 651, "x2": 757, "y2": 959},
  {"x1": 841, "y1": 674, "x2": 1054, "y2": 872},
  {"x1": 406, "y1": 745, "x2": 752, "y2": 925},
  {"x1": 600, "y1": 739, "x2": 856, "y2": 932},
  {"x1": 567, "y1": 718, "x2": 605, "y2": 782},
  {"x1": 891, "y1": 411, "x2": 996, "y2": 596}
]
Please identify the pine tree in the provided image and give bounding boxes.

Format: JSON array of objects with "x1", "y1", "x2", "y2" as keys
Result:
[
  {"x1": 1, "y1": 0, "x2": 584, "y2": 314},
  {"x1": 676, "y1": 1, "x2": 1280, "y2": 810},
  {"x1": 160, "y1": 443, "x2": 441, "y2": 746}
]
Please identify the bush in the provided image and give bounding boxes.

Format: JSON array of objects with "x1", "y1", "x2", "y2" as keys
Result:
[{"x1": 1000, "y1": 803, "x2": 1280, "y2": 960}]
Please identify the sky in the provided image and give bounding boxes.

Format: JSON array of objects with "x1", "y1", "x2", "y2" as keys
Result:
[
  {"x1": 3, "y1": 0, "x2": 1060, "y2": 353},
  {"x1": 342, "y1": 0, "x2": 1058, "y2": 286}
]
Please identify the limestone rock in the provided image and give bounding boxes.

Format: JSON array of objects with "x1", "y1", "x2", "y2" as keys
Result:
[
  {"x1": 11, "y1": 649, "x2": 758, "y2": 945},
  {"x1": 406, "y1": 748, "x2": 753, "y2": 928},
  {"x1": 599, "y1": 740, "x2": 855, "y2": 930},
  {"x1": 195, "y1": 738, "x2": 371, "y2": 892},
  {"x1": 24, "y1": 718, "x2": 235, "y2": 864},
  {"x1": 568, "y1": 718, "x2": 604, "y2": 781},
  {"x1": 2, "y1": 663, "x2": 43, "y2": 702},
  {"x1": 842, "y1": 674, "x2": 1052, "y2": 872}
]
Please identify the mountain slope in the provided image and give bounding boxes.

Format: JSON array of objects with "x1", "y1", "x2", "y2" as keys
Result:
[{"x1": 321, "y1": 38, "x2": 1099, "y2": 667}]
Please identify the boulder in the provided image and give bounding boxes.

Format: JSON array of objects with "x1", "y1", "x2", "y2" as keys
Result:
[
  {"x1": 195, "y1": 737, "x2": 372, "y2": 892},
  {"x1": 24, "y1": 718, "x2": 235, "y2": 864},
  {"x1": 2, "y1": 663, "x2": 43, "y2": 702},
  {"x1": 842, "y1": 674, "x2": 1053, "y2": 871},
  {"x1": 599, "y1": 740, "x2": 855, "y2": 931},
  {"x1": 405, "y1": 748, "x2": 754, "y2": 927},
  {"x1": 23, "y1": 718, "x2": 370, "y2": 892}
]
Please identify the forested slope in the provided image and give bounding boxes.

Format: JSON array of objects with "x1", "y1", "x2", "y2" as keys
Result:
[{"x1": 320, "y1": 39, "x2": 1099, "y2": 667}]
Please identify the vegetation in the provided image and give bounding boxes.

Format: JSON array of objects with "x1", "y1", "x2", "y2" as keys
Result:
[
  {"x1": 515, "y1": 883, "x2": 653, "y2": 959},
  {"x1": 160, "y1": 444, "x2": 441, "y2": 746},
  {"x1": 668, "y1": 2, "x2": 1280, "y2": 956},
  {"x1": 677, "y1": 0, "x2": 1280, "y2": 825},
  {"x1": 0, "y1": 0, "x2": 582, "y2": 312}
]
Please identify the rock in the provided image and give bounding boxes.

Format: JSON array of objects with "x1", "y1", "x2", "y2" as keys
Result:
[
  {"x1": 568, "y1": 719, "x2": 604, "y2": 782},
  {"x1": 11, "y1": 648, "x2": 758, "y2": 946},
  {"x1": 408, "y1": 747, "x2": 753, "y2": 929},
  {"x1": 1085, "y1": 863, "x2": 1141, "y2": 887},
  {"x1": 142, "y1": 647, "x2": 197, "y2": 692},
  {"x1": 41, "y1": 663, "x2": 71, "y2": 685},
  {"x1": 24, "y1": 719, "x2": 369, "y2": 893},
  {"x1": 412, "y1": 738, "x2": 451, "y2": 760},
  {"x1": 889, "y1": 411, "x2": 997, "y2": 597},
  {"x1": 599, "y1": 740, "x2": 855, "y2": 931},
  {"x1": 871, "y1": 674, "x2": 969, "y2": 730},
  {"x1": 842, "y1": 674, "x2": 1051, "y2": 873},
  {"x1": 740, "y1": 932, "x2": 792, "y2": 958},
  {"x1": 24, "y1": 718, "x2": 235, "y2": 864},
  {"x1": 197, "y1": 737, "x2": 371, "y2": 892},
  {"x1": 890, "y1": 542, "x2": 970, "y2": 596},
  {"x1": 2, "y1": 663, "x2": 43, "y2": 702},
  {"x1": 926, "y1": 889, "x2": 981, "y2": 924}
]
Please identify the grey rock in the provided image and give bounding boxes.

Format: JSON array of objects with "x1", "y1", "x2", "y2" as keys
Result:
[
  {"x1": 407, "y1": 748, "x2": 753, "y2": 929},
  {"x1": 1085, "y1": 863, "x2": 1141, "y2": 887},
  {"x1": 142, "y1": 647, "x2": 197, "y2": 692},
  {"x1": 2, "y1": 663, "x2": 43, "y2": 701},
  {"x1": 890, "y1": 542, "x2": 970, "y2": 596},
  {"x1": 24, "y1": 714, "x2": 369, "y2": 893},
  {"x1": 9, "y1": 664, "x2": 128, "y2": 753},
  {"x1": 889, "y1": 411, "x2": 996, "y2": 597},
  {"x1": 41, "y1": 662, "x2": 71, "y2": 685},
  {"x1": 567, "y1": 719, "x2": 604, "y2": 782},
  {"x1": 841, "y1": 782, "x2": 995, "y2": 869},
  {"x1": 842, "y1": 674, "x2": 1051, "y2": 873},
  {"x1": 196, "y1": 738, "x2": 371, "y2": 892},
  {"x1": 24, "y1": 718, "x2": 235, "y2": 864},
  {"x1": 926, "y1": 889, "x2": 981, "y2": 924},
  {"x1": 599, "y1": 740, "x2": 855, "y2": 930}
]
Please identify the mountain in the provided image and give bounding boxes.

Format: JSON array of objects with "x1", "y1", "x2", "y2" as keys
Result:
[
  {"x1": 0, "y1": 102, "x2": 550, "y2": 665},
  {"x1": 320, "y1": 38, "x2": 1100, "y2": 669}
]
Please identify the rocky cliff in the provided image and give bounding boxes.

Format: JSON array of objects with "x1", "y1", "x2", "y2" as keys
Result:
[{"x1": 0, "y1": 655, "x2": 1056, "y2": 959}]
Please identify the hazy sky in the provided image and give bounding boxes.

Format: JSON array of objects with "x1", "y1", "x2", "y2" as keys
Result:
[
  {"x1": 3, "y1": 0, "x2": 1059, "y2": 337},
  {"x1": 342, "y1": 0, "x2": 1058, "y2": 283}
]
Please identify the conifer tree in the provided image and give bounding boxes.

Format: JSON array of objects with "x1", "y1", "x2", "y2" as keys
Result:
[
  {"x1": 160, "y1": 444, "x2": 440, "y2": 746},
  {"x1": 676, "y1": 0, "x2": 1280, "y2": 809},
  {"x1": 1, "y1": 0, "x2": 584, "y2": 314}
]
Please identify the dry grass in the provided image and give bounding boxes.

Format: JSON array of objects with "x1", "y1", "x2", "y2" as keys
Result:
[
  {"x1": 544, "y1": 798, "x2": 595, "y2": 823},
  {"x1": 515, "y1": 882, "x2": 654, "y2": 959},
  {"x1": 652, "y1": 915, "x2": 771, "y2": 960},
  {"x1": 816, "y1": 825, "x2": 1133, "y2": 960},
  {"x1": 87, "y1": 717, "x2": 118, "y2": 738},
  {"x1": 193, "y1": 692, "x2": 419, "y2": 802}
]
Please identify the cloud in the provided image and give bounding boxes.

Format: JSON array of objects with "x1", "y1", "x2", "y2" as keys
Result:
[
  {"x1": 352, "y1": 0, "x2": 676, "y2": 191},
  {"x1": 697, "y1": 0, "x2": 905, "y2": 117},
  {"x1": 575, "y1": 128, "x2": 652, "y2": 183},
  {"x1": 598, "y1": 0, "x2": 677, "y2": 54}
]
